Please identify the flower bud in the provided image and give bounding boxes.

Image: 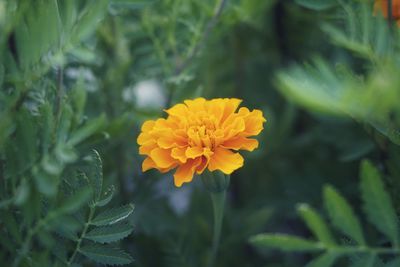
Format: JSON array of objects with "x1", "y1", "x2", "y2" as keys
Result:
[{"x1": 201, "y1": 170, "x2": 230, "y2": 193}]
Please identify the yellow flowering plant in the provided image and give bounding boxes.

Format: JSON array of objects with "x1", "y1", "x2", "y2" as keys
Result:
[
  {"x1": 137, "y1": 97, "x2": 265, "y2": 266},
  {"x1": 137, "y1": 97, "x2": 266, "y2": 186}
]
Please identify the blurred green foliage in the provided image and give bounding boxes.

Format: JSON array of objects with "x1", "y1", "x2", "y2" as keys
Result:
[{"x1": 1, "y1": 0, "x2": 400, "y2": 266}]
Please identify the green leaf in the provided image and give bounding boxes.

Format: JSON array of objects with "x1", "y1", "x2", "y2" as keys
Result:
[
  {"x1": 96, "y1": 185, "x2": 115, "y2": 207},
  {"x1": 5, "y1": 109, "x2": 38, "y2": 178},
  {"x1": 67, "y1": 114, "x2": 106, "y2": 146},
  {"x1": 249, "y1": 234, "x2": 324, "y2": 252},
  {"x1": 110, "y1": 0, "x2": 157, "y2": 9},
  {"x1": 306, "y1": 252, "x2": 339, "y2": 267},
  {"x1": 79, "y1": 244, "x2": 133, "y2": 265},
  {"x1": 297, "y1": 204, "x2": 335, "y2": 246},
  {"x1": 41, "y1": 154, "x2": 63, "y2": 175},
  {"x1": 0, "y1": 64, "x2": 4, "y2": 87},
  {"x1": 295, "y1": 0, "x2": 337, "y2": 11},
  {"x1": 57, "y1": 187, "x2": 92, "y2": 214},
  {"x1": 360, "y1": 160, "x2": 399, "y2": 246},
  {"x1": 276, "y1": 60, "x2": 344, "y2": 116},
  {"x1": 39, "y1": 102, "x2": 54, "y2": 154},
  {"x1": 57, "y1": 104, "x2": 73, "y2": 143},
  {"x1": 14, "y1": 178, "x2": 30, "y2": 205},
  {"x1": 85, "y1": 223, "x2": 133, "y2": 244},
  {"x1": 72, "y1": 0, "x2": 109, "y2": 42},
  {"x1": 91, "y1": 204, "x2": 135, "y2": 226},
  {"x1": 33, "y1": 167, "x2": 59, "y2": 196},
  {"x1": 351, "y1": 254, "x2": 376, "y2": 267},
  {"x1": 70, "y1": 79, "x2": 87, "y2": 123},
  {"x1": 1, "y1": 211, "x2": 22, "y2": 243},
  {"x1": 55, "y1": 144, "x2": 78, "y2": 164},
  {"x1": 323, "y1": 185, "x2": 365, "y2": 245},
  {"x1": 89, "y1": 150, "x2": 103, "y2": 202},
  {"x1": 386, "y1": 258, "x2": 400, "y2": 267}
]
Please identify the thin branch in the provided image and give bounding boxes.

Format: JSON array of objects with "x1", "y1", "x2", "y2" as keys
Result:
[
  {"x1": 55, "y1": 66, "x2": 64, "y2": 128},
  {"x1": 67, "y1": 206, "x2": 95, "y2": 265},
  {"x1": 13, "y1": 212, "x2": 58, "y2": 267},
  {"x1": 174, "y1": 0, "x2": 228, "y2": 75},
  {"x1": 165, "y1": 0, "x2": 228, "y2": 107}
]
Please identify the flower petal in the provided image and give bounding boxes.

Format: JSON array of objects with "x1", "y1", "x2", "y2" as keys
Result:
[
  {"x1": 171, "y1": 147, "x2": 187, "y2": 163},
  {"x1": 142, "y1": 157, "x2": 157, "y2": 172},
  {"x1": 184, "y1": 98, "x2": 206, "y2": 112},
  {"x1": 150, "y1": 148, "x2": 176, "y2": 168},
  {"x1": 141, "y1": 120, "x2": 155, "y2": 132},
  {"x1": 221, "y1": 98, "x2": 242, "y2": 122},
  {"x1": 165, "y1": 103, "x2": 188, "y2": 117},
  {"x1": 208, "y1": 147, "x2": 244, "y2": 174},
  {"x1": 185, "y1": 147, "x2": 204, "y2": 159},
  {"x1": 196, "y1": 148, "x2": 213, "y2": 174},
  {"x1": 239, "y1": 108, "x2": 266, "y2": 136},
  {"x1": 137, "y1": 132, "x2": 153, "y2": 145},
  {"x1": 174, "y1": 158, "x2": 202, "y2": 187},
  {"x1": 139, "y1": 141, "x2": 157, "y2": 155},
  {"x1": 222, "y1": 137, "x2": 259, "y2": 151},
  {"x1": 157, "y1": 134, "x2": 184, "y2": 149}
]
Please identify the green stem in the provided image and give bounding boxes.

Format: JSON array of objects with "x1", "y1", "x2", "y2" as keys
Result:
[
  {"x1": 388, "y1": 0, "x2": 393, "y2": 27},
  {"x1": 13, "y1": 213, "x2": 55, "y2": 267},
  {"x1": 208, "y1": 190, "x2": 226, "y2": 267},
  {"x1": 67, "y1": 206, "x2": 95, "y2": 266},
  {"x1": 325, "y1": 245, "x2": 400, "y2": 255}
]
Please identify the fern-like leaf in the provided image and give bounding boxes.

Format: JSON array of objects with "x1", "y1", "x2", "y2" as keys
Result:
[
  {"x1": 249, "y1": 234, "x2": 324, "y2": 252},
  {"x1": 297, "y1": 204, "x2": 336, "y2": 246},
  {"x1": 305, "y1": 252, "x2": 339, "y2": 267},
  {"x1": 91, "y1": 204, "x2": 135, "y2": 226},
  {"x1": 323, "y1": 185, "x2": 365, "y2": 245},
  {"x1": 79, "y1": 244, "x2": 133, "y2": 265},
  {"x1": 360, "y1": 160, "x2": 399, "y2": 246},
  {"x1": 85, "y1": 223, "x2": 133, "y2": 244}
]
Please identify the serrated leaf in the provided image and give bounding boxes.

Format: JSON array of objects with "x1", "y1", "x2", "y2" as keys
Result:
[
  {"x1": 306, "y1": 252, "x2": 338, "y2": 267},
  {"x1": 249, "y1": 234, "x2": 323, "y2": 252},
  {"x1": 323, "y1": 185, "x2": 365, "y2": 245},
  {"x1": 297, "y1": 204, "x2": 335, "y2": 246},
  {"x1": 96, "y1": 185, "x2": 115, "y2": 207},
  {"x1": 85, "y1": 223, "x2": 133, "y2": 243},
  {"x1": 79, "y1": 244, "x2": 133, "y2": 265},
  {"x1": 57, "y1": 187, "x2": 92, "y2": 214},
  {"x1": 91, "y1": 204, "x2": 134, "y2": 226},
  {"x1": 360, "y1": 160, "x2": 399, "y2": 246},
  {"x1": 89, "y1": 150, "x2": 103, "y2": 202}
]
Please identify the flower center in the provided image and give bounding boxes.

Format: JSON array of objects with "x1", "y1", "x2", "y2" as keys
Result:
[{"x1": 186, "y1": 113, "x2": 219, "y2": 150}]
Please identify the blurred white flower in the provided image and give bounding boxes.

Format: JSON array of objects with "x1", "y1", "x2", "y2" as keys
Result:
[
  {"x1": 65, "y1": 67, "x2": 98, "y2": 92},
  {"x1": 154, "y1": 174, "x2": 192, "y2": 216},
  {"x1": 123, "y1": 80, "x2": 166, "y2": 109}
]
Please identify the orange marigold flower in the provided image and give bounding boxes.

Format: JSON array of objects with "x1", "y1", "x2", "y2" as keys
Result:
[
  {"x1": 374, "y1": 0, "x2": 400, "y2": 24},
  {"x1": 137, "y1": 98, "x2": 266, "y2": 187}
]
